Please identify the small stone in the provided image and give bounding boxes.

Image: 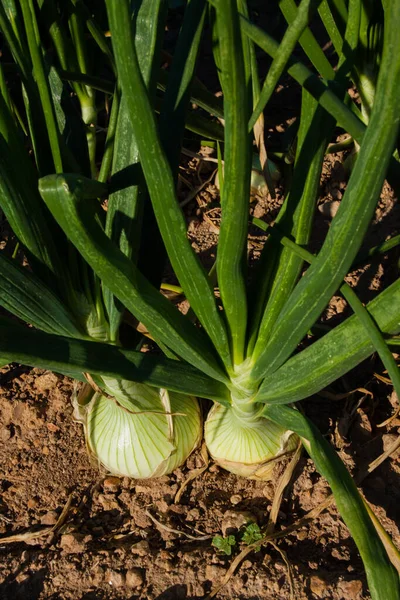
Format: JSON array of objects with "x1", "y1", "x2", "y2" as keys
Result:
[
  {"x1": 103, "y1": 477, "x2": 121, "y2": 493},
  {"x1": 338, "y1": 579, "x2": 363, "y2": 598},
  {"x1": 275, "y1": 560, "x2": 286, "y2": 572},
  {"x1": 131, "y1": 540, "x2": 150, "y2": 556},
  {"x1": 60, "y1": 533, "x2": 87, "y2": 554},
  {"x1": 310, "y1": 575, "x2": 327, "y2": 598},
  {"x1": 46, "y1": 423, "x2": 60, "y2": 433},
  {"x1": 134, "y1": 484, "x2": 150, "y2": 494},
  {"x1": 241, "y1": 560, "x2": 252, "y2": 569},
  {"x1": 40, "y1": 511, "x2": 58, "y2": 526},
  {"x1": 230, "y1": 494, "x2": 242, "y2": 505},
  {"x1": 318, "y1": 200, "x2": 340, "y2": 218},
  {"x1": 126, "y1": 568, "x2": 144, "y2": 588},
  {"x1": 42, "y1": 446, "x2": 50, "y2": 456},
  {"x1": 0, "y1": 428, "x2": 11, "y2": 442},
  {"x1": 35, "y1": 372, "x2": 58, "y2": 392},
  {"x1": 221, "y1": 510, "x2": 257, "y2": 536},
  {"x1": 106, "y1": 569, "x2": 126, "y2": 588},
  {"x1": 187, "y1": 508, "x2": 200, "y2": 521},
  {"x1": 297, "y1": 530, "x2": 308, "y2": 541},
  {"x1": 27, "y1": 498, "x2": 38, "y2": 509}
]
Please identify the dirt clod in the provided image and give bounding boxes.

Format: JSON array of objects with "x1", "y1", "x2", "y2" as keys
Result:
[
  {"x1": 106, "y1": 569, "x2": 126, "y2": 588},
  {"x1": 126, "y1": 568, "x2": 145, "y2": 588},
  {"x1": 338, "y1": 579, "x2": 363, "y2": 598},
  {"x1": 310, "y1": 574, "x2": 328, "y2": 598},
  {"x1": 59, "y1": 532, "x2": 88, "y2": 554},
  {"x1": 103, "y1": 476, "x2": 121, "y2": 493}
]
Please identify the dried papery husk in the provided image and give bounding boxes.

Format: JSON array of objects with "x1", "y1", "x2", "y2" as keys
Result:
[
  {"x1": 204, "y1": 403, "x2": 298, "y2": 480},
  {"x1": 74, "y1": 378, "x2": 202, "y2": 479}
]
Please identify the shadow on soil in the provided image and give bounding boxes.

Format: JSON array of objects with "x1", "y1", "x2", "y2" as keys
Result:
[{"x1": 0, "y1": 567, "x2": 46, "y2": 600}]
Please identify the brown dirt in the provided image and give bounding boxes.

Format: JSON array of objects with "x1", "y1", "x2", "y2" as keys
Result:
[
  {"x1": 0, "y1": 363, "x2": 399, "y2": 600},
  {"x1": 1, "y1": 143, "x2": 400, "y2": 599}
]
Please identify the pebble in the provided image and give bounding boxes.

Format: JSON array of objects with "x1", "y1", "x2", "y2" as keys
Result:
[
  {"x1": 131, "y1": 540, "x2": 150, "y2": 556},
  {"x1": 221, "y1": 510, "x2": 257, "y2": 536},
  {"x1": 103, "y1": 477, "x2": 121, "y2": 493},
  {"x1": 230, "y1": 494, "x2": 242, "y2": 505},
  {"x1": 46, "y1": 422, "x2": 59, "y2": 433},
  {"x1": 27, "y1": 498, "x2": 38, "y2": 509},
  {"x1": 309, "y1": 575, "x2": 327, "y2": 598},
  {"x1": 318, "y1": 200, "x2": 340, "y2": 218},
  {"x1": 106, "y1": 569, "x2": 126, "y2": 588},
  {"x1": 40, "y1": 510, "x2": 59, "y2": 526},
  {"x1": 59, "y1": 533, "x2": 88, "y2": 554},
  {"x1": 126, "y1": 568, "x2": 144, "y2": 588},
  {"x1": 0, "y1": 428, "x2": 11, "y2": 442}
]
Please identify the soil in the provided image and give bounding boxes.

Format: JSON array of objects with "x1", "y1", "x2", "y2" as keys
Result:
[
  {"x1": 0, "y1": 360, "x2": 399, "y2": 600},
  {"x1": 1, "y1": 9, "x2": 400, "y2": 600}
]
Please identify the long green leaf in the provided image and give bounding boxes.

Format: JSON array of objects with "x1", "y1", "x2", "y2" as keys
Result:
[
  {"x1": 0, "y1": 110, "x2": 63, "y2": 288},
  {"x1": 318, "y1": 0, "x2": 345, "y2": 55},
  {"x1": 263, "y1": 404, "x2": 400, "y2": 600},
  {"x1": 214, "y1": 0, "x2": 251, "y2": 365},
  {"x1": 157, "y1": 68, "x2": 224, "y2": 119},
  {"x1": 250, "y1": 91, "x2": 335, "y2": 359},
  {"x1": 240, "y1": 16, "x2": 365, "y2": 143},
  {"x1": 341, "y1": 283, "x2": 400, "y2": 403},
  {"x1": 0, "y1": 252, "x2": 84, "y2": 337},
  {"x1": 0, "y1": 317, "x2": 230, "y2": 404},
  {"x1": 159, "y1": 0, "x2": 206, "y2": 175},
  {"x1": 249, "y1": 4, "x2": 400, "y2": 384},
  {"x1": 105, "y1": 0, "x2": 231, "y2": 371},
  {"x1": 249, "y1": 0, "x2": 323, "y2": 131},
  {"x1": 279, "y1": 0, "x2": 335, "y2": 78},
  {"x1": 256, "y1": 279, "x2": 400, "y2": 404},
  {"x1": 39, "y1": 174, "x2": 229, "y2": 384},
  {"x1": 104, "y1": 0, "x2": 167, "y2": 341},
  {"x1": 19, "y1": 0, "x2": 63, "y2": 172}
]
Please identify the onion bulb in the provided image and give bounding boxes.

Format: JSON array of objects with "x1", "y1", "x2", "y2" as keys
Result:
[
  {"x1": 74, "y1": 378, "x2": 202, "y2": 479},
  {"x1": 204, "y1": 403, "x2": 297, "y2": 480}
]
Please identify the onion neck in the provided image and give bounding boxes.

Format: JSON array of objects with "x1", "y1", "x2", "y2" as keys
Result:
[{"x1": 229, "y1": 359, "x2": 261, "y2": 424}]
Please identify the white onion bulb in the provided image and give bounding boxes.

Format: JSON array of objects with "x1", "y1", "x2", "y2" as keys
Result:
[
  {"x1": 205, "y1": 403, "x2": 297, "y2": 480},
  {"x1": 75, "y1": 378, "x2": 202, "y2": 479}
]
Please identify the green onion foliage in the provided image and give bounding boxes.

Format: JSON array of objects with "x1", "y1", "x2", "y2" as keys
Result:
[{"x1": 0, "y1": 0, "x2": 399, "y2": 596}]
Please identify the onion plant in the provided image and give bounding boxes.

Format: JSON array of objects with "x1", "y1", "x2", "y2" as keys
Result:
[{"x1": 0, "y1": 0, "x2": 400, "y2": 597}]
